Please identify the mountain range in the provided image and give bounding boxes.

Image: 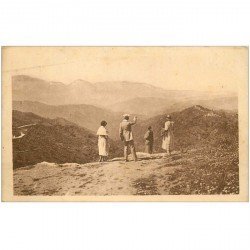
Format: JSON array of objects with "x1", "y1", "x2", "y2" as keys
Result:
[
  {"x1": 12, "y1": 75, "x2": 174, "y2": 106},
  {"x1": 108, "y1": 96, "x2": 238, "y2": 117},
  {"x1": 12, "y1": 75, "x2": 237, "y2": 115}
]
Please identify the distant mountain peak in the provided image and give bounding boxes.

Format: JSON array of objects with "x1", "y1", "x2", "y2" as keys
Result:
[
  {"x1": 13, "y1": 74, "x2": 34, "y2": 79},
  {"x1": 13, "y1": 75, "x2": 66, "y2": 88},
  {"x1": 13, "y1": 74, "x2": 44, "y2": 82},
  {"x1": 70, "y1": 79, "x2": 93, "y2": 85}
]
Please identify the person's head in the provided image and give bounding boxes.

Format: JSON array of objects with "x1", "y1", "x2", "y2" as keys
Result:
[
  {"x1": 148, "y1": 126, "x2": 152, "y2": 130},
  {"x1": 101, "y1": 120, "x2": 107, "y2": 127},
  {"x1": 166, "y1": 115, "x2": 171, "y2": 121},
  {"x1": 123, "y1": 114, "x2": 130, "y2": 120}
]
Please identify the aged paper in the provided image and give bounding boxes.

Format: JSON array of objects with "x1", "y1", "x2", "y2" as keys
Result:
[{"x1": 1, "y1": 47, "x2": 248, "y2": 201}]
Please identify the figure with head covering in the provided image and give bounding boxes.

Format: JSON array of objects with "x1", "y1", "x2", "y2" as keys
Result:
[
  {"x1": 144, "y1": 126, "x2": 154, "y2": 154},
  {"x1": 162, "y1": 115, "x2": 174, "y2": 155},
  {"x1": 96, "y1": 120, "x2": 109, "y2": 162},
  {"x1": 119, "y1": 114, "x2": 138, "y2": 162}
]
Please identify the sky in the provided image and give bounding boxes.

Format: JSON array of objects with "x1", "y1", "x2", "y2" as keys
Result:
[{"x1": 2, "y1": 47, "x2": 248, "y2": 92}]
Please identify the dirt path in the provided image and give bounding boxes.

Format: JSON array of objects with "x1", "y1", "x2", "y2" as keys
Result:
[{"x1": 14, "y1": 152, "x2": 188, "y2": 196}]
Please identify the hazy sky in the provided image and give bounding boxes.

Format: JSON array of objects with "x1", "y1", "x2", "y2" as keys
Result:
[{"x1": 3, "y1": 47, "x2": 248, "y2": 92}]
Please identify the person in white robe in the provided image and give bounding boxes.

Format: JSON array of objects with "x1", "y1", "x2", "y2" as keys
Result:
[
  {"x1": 162, "y1": 115, "x2": 174, "y2": 155},
  {"x1": 96, "y1": 120, "x2": 109, "y2": 162}
]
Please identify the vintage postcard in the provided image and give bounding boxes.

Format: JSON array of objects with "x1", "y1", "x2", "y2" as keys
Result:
[{"x1": 1, "y1": 46, "x2": 248, "y2": 201}]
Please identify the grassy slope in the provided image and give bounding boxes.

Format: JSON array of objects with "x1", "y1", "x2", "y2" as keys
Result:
[
  {"x1": 133, "y1": 105, "x2": 238, "y2": 153},
  {"x1": 12, "y1": 110, "x2": 122, "y2": 168}
]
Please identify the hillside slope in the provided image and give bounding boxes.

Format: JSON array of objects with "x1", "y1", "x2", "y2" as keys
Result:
[
  {"x1": 12, "y1": 111, "x2": 122, "y2": 168},
  {"x1": 13, "y1": 100, "x2": 124, "y2": 139},
  {"x1": 109, "y1": 96, "x2": 238, "y2": 117},
  {"x1": 133, "y1": 105, "x2": 238, "y2": 153}
]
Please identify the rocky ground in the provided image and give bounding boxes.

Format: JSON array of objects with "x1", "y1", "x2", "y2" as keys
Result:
[{"x1": 14, "y1": 149, "x2": 239, "y2": 196}]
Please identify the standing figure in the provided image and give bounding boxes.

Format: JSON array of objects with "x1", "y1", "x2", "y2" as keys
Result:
[
  {"x1": 96, "y1": 120, "x2": 109, "y2": 162},
  {"x1": 119, "y1": 114, "x2": 138, "y2": 162},
  {"x1": 162, "y1": 115, "x2": 174, "y2": 155},
  {"x1": 144, "y1": 126, "x2": 154, "y2": 154}
]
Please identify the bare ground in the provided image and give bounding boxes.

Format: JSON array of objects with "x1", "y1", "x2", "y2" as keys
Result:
[{"x1": 13, "y1": 150, "x2": 239, "y2": 196}]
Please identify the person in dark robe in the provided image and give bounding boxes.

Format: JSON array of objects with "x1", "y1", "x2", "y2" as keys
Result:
[{"x1": 144, "y1": 126, "x2": 154, "y2": 154}]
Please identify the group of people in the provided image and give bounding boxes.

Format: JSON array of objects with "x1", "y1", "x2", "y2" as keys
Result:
[{"x1": 96, "y1": 114, "x2": 174, "y2": 162}]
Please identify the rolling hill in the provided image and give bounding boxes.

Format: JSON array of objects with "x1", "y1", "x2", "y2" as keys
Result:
[
  {"x1": 13, "y1": 100, "x2": 125, "y2": 139},
  {"x1": 107, "y1": 97, "x2": 171, "y2": 117},
  {"x1": 108, "y1": 96, "x2": 238, "y2": 117},
  {"x1": 12, "y1": 111, "x2": 123, "y2": 169},
  {"x1": 133, "y1": 105, "x2": 238, "y2": 153}
]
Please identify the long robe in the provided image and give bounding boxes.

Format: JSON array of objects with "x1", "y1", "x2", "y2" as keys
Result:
[
  {"x1": 96, "y1": 126, "x2": 109, "y2": 156},
  {"x1": 162, "y1": 121, "x2": 174, "y2": 151}
]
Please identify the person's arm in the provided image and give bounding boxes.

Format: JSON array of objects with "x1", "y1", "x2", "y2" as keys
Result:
[
  {"x1": 165, "y1": 121, "x2": 170, "y2": 131},
  {"x1": 130, "y1": 116, "x2": 137, "y2": 125}
]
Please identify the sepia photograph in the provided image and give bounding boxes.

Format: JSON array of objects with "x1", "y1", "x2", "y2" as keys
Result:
[
  {"x1": 1, "y1": 1, "x2": 250, "y2": 250},
  {"x1": 1, "y1": 46, "x2": 248, "y2": 201}
]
